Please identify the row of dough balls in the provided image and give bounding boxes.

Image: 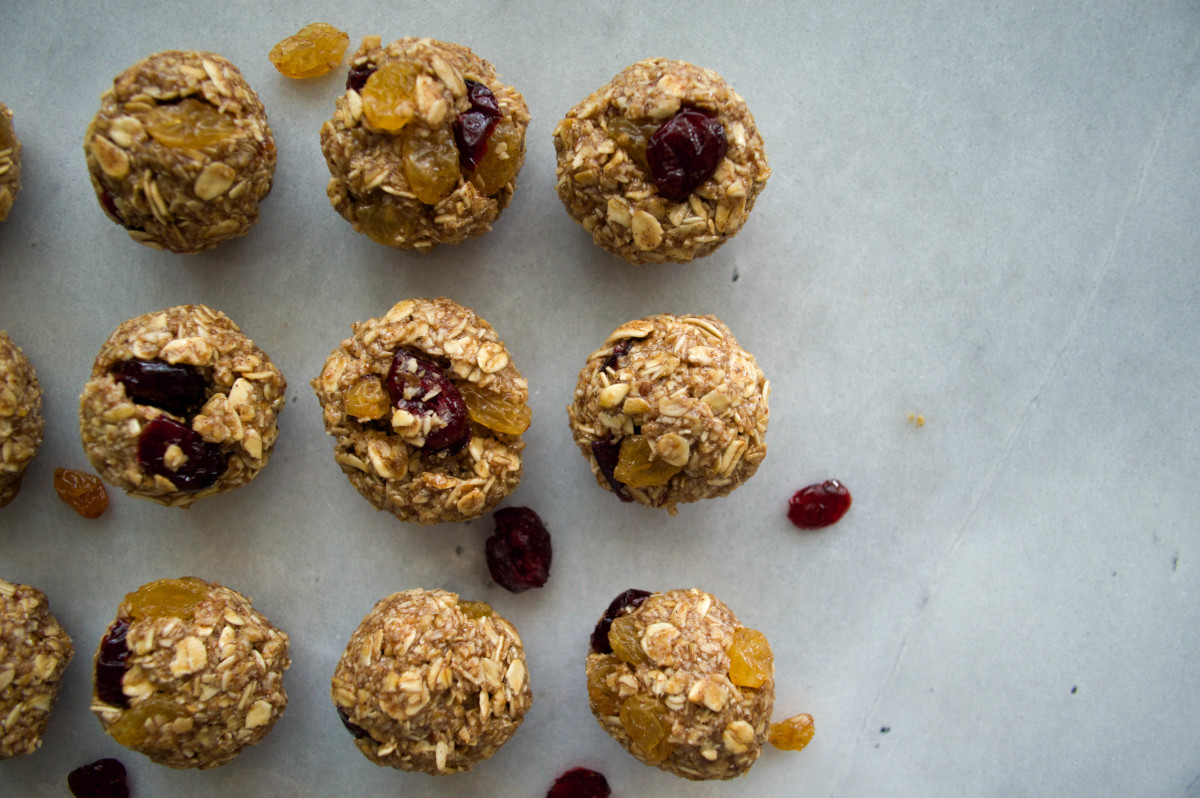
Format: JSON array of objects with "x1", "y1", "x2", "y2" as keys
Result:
[
  {"x1": 4, "y1": 298, "x2": 769, "y2": 520},
  {"x1": 5, "y1": 38, "x2": 770, "y2": 262},
  {"x1": 0, "y1": 578, "x2": 778, "y2": 781}
]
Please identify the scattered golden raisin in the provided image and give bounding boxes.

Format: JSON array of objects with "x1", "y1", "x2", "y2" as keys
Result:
[
  {"x1": 142, "y1": 98, "x2": 238, "y2": 149},
  {"x1": 728, "y1": 627, "x2": 773, "y2": 688},
  {"x1": 109, "y1": 698, "x2": 186, "y2": 748},
  {"x1": 460, "y1": 382, "x2": 531, "y2": 435},
  {"x1": 361, "y1": 62, "x2": 420, "y2": 132},
  {"x1": 125, "y1": 577, "x2": 209, "y2": 621},
  {"x1": 344, "y1": 377, "x2": 390, "y2": 420},
  {"x1": 608, "y1": 615, "x2": 652, "y2": 666},
  {"x1": 458, "y1": 600, "x2": 493, "y2": 619},
  {"x1": 54, "y1": 467, "x2": 109, "y2": 519},
  {"x1": 269, "y1": 23, "x2": 349, "y2": 79},
  {"x1": 619, "y1": 693, "x2": 673, "y2": 764},
  {"x1": 613, "y1": 435, "x2": 682, "y2": 488},
  {"x1": 586, "y1": 655, "x2": 624, "y2": 716},
  {"x1": 402, "y1": 127, "x2": 459, "y2": 205},
  {"x1": 770, "y1": 713, "x2": 815, "y2": 751},
  {"x1": 471, "y1": 118, "x2": 523, "y2": 195}
]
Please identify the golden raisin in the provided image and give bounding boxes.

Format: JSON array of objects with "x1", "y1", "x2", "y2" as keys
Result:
[
  {"x1": 361, "y1": 62, "x2": 420, "y2": 132},
  {"x1": 586, "y1": 655, "x2": 624, "y2": 716},
  {"x1": 619, "y1": 693, "x2": 673, "y2": 764},
  {"x1": 109, "y1": 698, "x2": 186, "y2": 749},
  {"x1": 355, "y1": 199, "x2": 421, "y2": 247},
  {"x1": 728, "y1": 627, "x2": 773, "y2": 688},
  {"x1": 53, "y1": 468, "x2": 109, "y2": 519},
  {"x1": 458, "y1": 600, "x2": 493, "y2": 619},
  {"x1": 269, "y1": 23, "x2": 349, "y2": 79},
  {"x1": 402, "y1": 127, "x2": 459, "y2": 205},
  {"x1": 125, "y1": 577, "x2": 209, "y2": 621},
  {"x1": 344, "y1": 377, "x2": 390, "y2": 421},
  {"x1": 470, "y1": 118, "x2": 523, "y2": 195},
  {"x1": 460, "y1": 382, "x2": 531, "y2": 435},
  {"x1": 770, "y1": 713, "x2": 815, "y2": 752},
  {"x1": 613, "y1": 435, "x2": 682, "y2": 488},
  {"x1": 608, "y1": 615, "x2": 652, "y2": 666},
  {"x1": 142, "y1": 98, "x2": 238, "y2": 149},
  {"x1": 607, "y1": 117, "x2": 658, "y2": 172}
]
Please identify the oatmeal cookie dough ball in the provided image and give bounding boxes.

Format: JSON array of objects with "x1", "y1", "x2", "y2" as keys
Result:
[
  {"x1": 554, "y1": 58, "x2": 770, "y2": 264},
  {"x1": 0, "y1": 578, "x2": 74, "y2": 759},
  {"x1": 0, "y1": 331, "x2": 44, "y2": 509},
  {"x1": 320, "y1": 36, "x2": 529, "y2": 251},
  {"x1": 586, "y1": 588, "x2": 774, "y2": 780},
  {"x1": 331, "y1": 589, "x2": 531, "y2": 774},
  {"x1": 84, "y1": 50, "x2": 276, "y2": 253},
  {"x1": 0, "y1": 103, "x2": 21, "y2": 221},
  {"x1": 568, "y1": 314, "x2": 768, "y2": 514},
  {"x1": 91, "y1": 577, "x2": 290, "y2": 769},
  {"x1": 79, "y1": 304, "x2": 286, "y2": 508},
  {"x1": 312, "y1": 298, "x2": 528, "y2": 525}
]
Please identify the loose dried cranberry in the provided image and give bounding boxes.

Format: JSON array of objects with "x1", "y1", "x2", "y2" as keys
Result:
[
  {"x1": 787, "y1": 479, "x2": 852, "y2": 529},
  {"x1": 68, "y1": 757, "x2": 130, "y2": 798},
  {"x1": 137, "y1": 416, "x2": 227, "y2": 492},
  {"x1": 95, "y1": 619, "x2": 131, "y2": 708},
  {"x1": 547, "y1": 767, "x2": 611, "y2": 798},
  {"x1": 486, "y1": 507, "x2": 552, "y2": 592},
  {"x1": 386, "y1": 351, "x2": 469, "y2": 451},
  {"x1": 647, "y1": 107, "x2": 728, "y2": 200},
  {"x1": 590, "y1": 439, "x2": 633, "y2": 503},
  {"x1": 337, "y1": 707, "x2": 369, "y2": 740},
  {"x1": 590, "y1": 589, "x2": 650, "y2": 654},
  {"x1": 113, "y1": 359, "x2": 207, "y2": 417},
  {"x1": 600, "y1": 339, "x2": 631, "y2": 374},
  {"x1": 346, "y1": 63, "x2": 376, "y2": 91}
]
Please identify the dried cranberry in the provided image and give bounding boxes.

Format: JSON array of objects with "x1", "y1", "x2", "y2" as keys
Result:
[
  {"x1": 787, "y1": 479, "x2": 852, "y2": 529},
  {"x1": 455, "y1": 80, "x2": 502, "y2": 171},
  {"x1": 137, "y1": 416, "x2": 227, "y2": 492},
  {"x1": 95, "y1": 619, "x2": 131, "y2": 708},
  {"x1": 465, "y1": 79, "x2": 501, "y2": 117},
  {"x1": 590, "y1": 439, "x2": 633, "y2": 503},
  {"x1": 600, "y1": 339, "x2": 631, "y2": 374},
  {"x1": 346, "y1": 63, "x2": 376, "y2": 91},
  {"x1": 547, "y1": 767, "x2": 611, "y2": 798},
  {"x1": 486, "y1": 507, "x2": 552, "y2": 592},
  {"x1": 590, "y1": 589, "x2": 650, "y2": 654},
  {"x1": 647, "y1": 107, "x2": 728, "y2": 200},
  {"x1": 113, "y1": 359, "x2": 207, "y2": 417},
  {"x1": 337, "y1": 707, "x2": 370, "y2": 740},
  {"x1": 386, "y1": 351, "x2": 469, "y2": 451},
  {"x1": 100, "y1": 189, "x2": 122, "y2": 224},
  {"x1": 68, "y1": 757, "x2": 130, "y2": 798}
]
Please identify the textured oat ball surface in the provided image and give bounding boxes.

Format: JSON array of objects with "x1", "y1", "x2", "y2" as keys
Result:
[
  {"x1": 79, "y1": 304, "x2": 286, "y2": 508},
  {"x1": 321, "y1": 36, "x2": 529, "y2": 251},
  {"x1": 0, "y1": 578, "x2": 74, "y2": 759},
  {"x1": 586, "y1": 588, "x2": 774, "y2": 780},
  {"x1": 331, "y1": 589, "x2": 531, "y2": 774},
  {"x1": 91, "y1": 577, "x2": 290, "y2": 769},
  {"x1": 84, "y1": 50, "x2": 276, "y2": 253},
  {"x1": 312, "y1": 298, "x2": 527, "y2": 525},
  {"x1": 0, "y1": 331, "x2": 44, "y2": 509},
  {"x1": 0, "y1": 103, "x2": 21, "y2": 222},
  {"x1": 553, "y1": 58, "x2": 770, "y2": 264},
  {"x1": 568, "y1": 314, "x2": 768, "y2": 513}
]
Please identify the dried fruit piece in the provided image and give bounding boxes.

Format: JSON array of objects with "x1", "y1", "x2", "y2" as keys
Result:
[
  {"x1": 346, "y1": 63, "x2": 376, "y2": 91},
  {"x1": 142, "y1": 98, "x2": 239, "y2": 149},
  {"x1": 600, "y1": 339, "x2": 631, "y2": 374},
  {"x1": 788, "y1": 479, "x2": 852, "y2": 529},
  {"x1": 608, "y1": 116, "x2": 657, "y2": 172},
  {"x1": 337, "y1": 706, "x2": 370, "y2": 739},
  {"x1": 269, "y1": 23, "x2": 349, "y2": 79},
  {"x1": 728, "y1": 627, "x2": 773, "y2": 688},
  {"x1": 618, "y1": 693, "x2": 672, "y2": 764},
  {"x1": 646, "y1": 107, "x2": 727, "y2": 200},
  {"x1": 402, "y1": 127, "x2": 459, "y2": 205},
  {"x1": 770, "y1": 713, "x2": 815, "y2": 752},
  {"x1": 460, "y1": 381, "x2": 530, "y2": 435},
  {"x1": 68, "y1": 757, "x2": 130, "y2": 798},
  {"x1": 113, "y1": 359, "x2": 207, "y2": 417},
  {"x1": 361, "y1": 61, "x2": 420, "y2": 132},
  {"x1": 613, "y1": 435, "x2": 683, "y2": 488},
  {"x1": 95, "y1": 619, "x2": 131, "y2": 708},
  {"x1": 107, "y1": 698, "x2": 186, "y2": 749},
  {"x1": 590, "y1": 589, "x2": 650, "y2": 654},
  {"x1": 608, "y1": 615, "x2": 652, "y2": 666},
  {"x1": 586, "y1": 655, "x2": 625, "y2": 716},
  {"x1": 54, "y1": 468, "x2": 109, "y2": 519},
  {"x1": 458, "y1": 600, "x2": 493, "y2": 619},
  {"x1": 486, "y1": 507, "x2": 552, "y2": 592},
  {"x1": 344, "y1": 377, "x2": 390, "y2": 421},
  {"x1": 471, "y1": 117, "x2": 522, "y2": 195},
  {"x1": 386, "y1": 351, "x2": 468, "y2": 451},
  {"x1": 455, "y1": 80, "x2": 502, "y2": 170},
  {"x1": 354, "y1": 199, "x2": 421, "y2": 247},
  {"x1": 125, "y1": 577, "x2": 209, "y2": 620},
  {"x1": 136, "y1": 416, "x2": 227, "y2": 492},
  {"x1": 546, "y1": 767, "x2": 611, "y2": 798},
  {"x1": 590, "y1": 438, "x2": 633, "y2": 502}
]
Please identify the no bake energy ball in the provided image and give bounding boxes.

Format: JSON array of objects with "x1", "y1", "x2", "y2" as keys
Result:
[
  {"x1": 91, "y1": 577, "x2": 290, "y2": 769},
  {"x1": 79, "y1": 305, "x2": 286, "y2": 508},
  {"x1": 320, "y1": 36, "x2": 529, "y2": 251},
  {"x1": 312, "y1": 298, "x2": 528, "y2": 525},
  {"x1": 0, "y1": 102, "x2": 21, "y2": 221},
  {"x1": 84, "y1": 50, "x2": 276, "y2": 253},
  {"x1": 553, "y1": 58, "x2": 770, "y2": 264},
  {"x1": 0, "y1": 578, "x2": 74, "y2": 759},
  {"x1": 568, "y1": 314, "x2": 768, "y2": 514},
  {"x1": 331, "y1": 589, "x2": 531, "y2": 774},
  {"x1": 586, "y1": 588, "x2": 774, "y2": 780},
  {"x1": 0, "y1": 331, "x2": 44, "y2": 509}
]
